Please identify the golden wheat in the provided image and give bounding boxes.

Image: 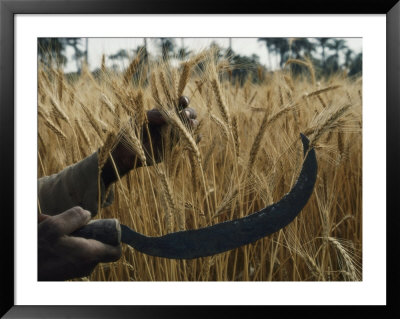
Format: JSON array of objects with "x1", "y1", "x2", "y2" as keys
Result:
[{"x1": 37, "y1": 50, "x2": 362, "y2": 282}]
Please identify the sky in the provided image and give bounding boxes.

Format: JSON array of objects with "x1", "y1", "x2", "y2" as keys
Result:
[{"x1": 63, "y1": 37, "x2": 362, "y2": 73}]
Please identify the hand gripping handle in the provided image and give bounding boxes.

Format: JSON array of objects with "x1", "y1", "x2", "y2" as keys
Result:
[{"x1": 71, "y1": 219, "x2": 121, "y2": 246}]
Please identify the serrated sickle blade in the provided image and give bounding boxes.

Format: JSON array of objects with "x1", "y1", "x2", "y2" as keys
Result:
[{"x1": 120, "y1": 133, "x2": 317, "y2": 259}]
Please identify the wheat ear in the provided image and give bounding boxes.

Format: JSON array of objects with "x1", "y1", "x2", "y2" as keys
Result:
[
  {"x1": 327, "y1": 237, "x2": 358, "y2": 280},
  {"x1": 177, "y1": 61, "x2": 193, "y2": 99},
  {"x1": 310, "y1": 104, "x2": 352, "y2": 146},
  {"x1": 78, "y1": 101, "x2": 103, "y2": 141},
  {"x1": 247, "y1": 111, "x2": 269, "y2": 175},
  {"x1": 158, "y1": 169, "x2": 177, "y2": 232},
  {"x1": 97, "y1": 132, "x2": 117, "y2": 217},
  {"x1": 231, "y1": 116, "x2": 240, "y2": 158},
  {"x1": 211, "y1": 78, "x2": 231, "y2": 126},
  {"x1": 43, "y1": 117, "x2": 67, "y2": 141}
]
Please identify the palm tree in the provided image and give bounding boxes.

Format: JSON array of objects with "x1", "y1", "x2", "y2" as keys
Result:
[
  {"x1": 344, "y1": 48, "x2": 354, "y2": 69},
  {"x1": 225, "y1": 38, "x2": 234, "y2": 59},
  {"x1": 65, "y1": 38, "x2": 86, "y2": 73},
  {"x1": 144, "y1": 37, "x2": 148, "y2": 51},
  {"x1": 258, "y1": 38, "x2": 276, "y2": 69},
  {"x1": 143, "y1": 38, "x2": 149, "y2": 64},
  {"x1": 209, "y1": 41, "x2": 224, "y2": 62},
  {"x1": 276, "y1": 38, "x2": 291, "y2": 67},
  {"x1": 109, "y1": 49, "x2": 129, "y2": 60},
  {"x1": 326, "y1": 39, "x2": 348, "y2": 71},
  {"x1": 178, "y1": 47, "x2": 191, "y2": 60},
  {"x1": 178, "y1": 38, "x2": 191, "y2": 60},
  {"x1": 84, "y1": 38, "x2": 88, "y2": 65},
  {"x1": 230, "y1": 52, "x2": 264, "y2": 84},
  {"x1": 259, "y1": 38, "x2": 290, "y2": 68},
  {"x1": 348, "y1": 52, "x2": 362, "y2": 76},
  {"x1": 154, "y1": 38, "x2": 176, "y2": 62},
  {"x1": 38, "y1": 38, "x2": 68, "y2": 67},
  {"x1": 108, "y1": 49, "x2": 129, "y2": 71},
  {"x1": 291, "y1": 38, "x2": 316, "y2": 59},
  {"x1": 316, "y1": 37, "x2": 331, "y2": 67}
]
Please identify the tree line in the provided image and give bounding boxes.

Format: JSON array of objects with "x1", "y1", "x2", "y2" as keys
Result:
[
  {"x1": 38, "y1": 37, "x2": 362, "y2": 83},
  {"x1": 258, "y1": 37, "x2": 362, "y2": 78}
]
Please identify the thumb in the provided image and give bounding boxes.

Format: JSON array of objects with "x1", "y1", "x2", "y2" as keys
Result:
[
  {"x1": 51, "y1": 206, "x2": 92, "y2": 236},
  {"x1": 38, "y1": 214, "x2": 49, "y2": 224}
]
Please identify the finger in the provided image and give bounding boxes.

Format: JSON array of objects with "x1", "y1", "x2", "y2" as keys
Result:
[
  {"x1": 190, "y1": 119, "x2": 199, "y2": 128},
  {"x1": 38, "y1": 214, "x2": 49, "y2": 224},
  {"x1": 184, "y1": 107, "x2": 197, "y2": 120},
  {"x1": 50, "y1": 207, "x2": 91, "y2": 236},
  {"x1": 179, "y1": 96, "x2": 190, "y2": 109},
  {"x1": 62, "y1": 236, "x2": 121, "y2": 266},
  {"x1": 84, "y1": 239, "x2": 122, "y2": 263}
]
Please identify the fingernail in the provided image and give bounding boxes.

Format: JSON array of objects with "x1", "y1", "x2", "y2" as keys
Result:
[
  {"x1": 179, "y1": 96, "x2": 189, "y2": 108},
  {"x1": 185, "y1": 110, "x2": 190, "y2": 117}
]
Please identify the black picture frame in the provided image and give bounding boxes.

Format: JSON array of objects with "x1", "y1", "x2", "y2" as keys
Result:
[{"x1": 1, "y1": 0, "x2": 399, "y2": 317}]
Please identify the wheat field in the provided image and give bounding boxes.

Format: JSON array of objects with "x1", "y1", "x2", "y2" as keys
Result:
[{"x1": 37, "y1": 49, "x2": 362, "y2": 281}]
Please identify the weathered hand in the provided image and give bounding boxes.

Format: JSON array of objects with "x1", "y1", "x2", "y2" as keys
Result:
[
  {"x1": 101, "y1": 96, "x2": 198, "y2": 187},
  {"x1": 38, "y1": 207, "x2": 121, "y2": 281}
]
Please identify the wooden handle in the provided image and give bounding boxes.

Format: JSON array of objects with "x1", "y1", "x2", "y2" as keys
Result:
[{"x1": 71, "y1": 219, "x2": 121, "y2": 246}]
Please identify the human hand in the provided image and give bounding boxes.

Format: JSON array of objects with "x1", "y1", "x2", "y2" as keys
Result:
[
  {"x1": 101, "y1": 96, "x2": 198, "y2": 187},
  {"x1": 38, "y1": 206, "x2": 121, "y2": 281}
]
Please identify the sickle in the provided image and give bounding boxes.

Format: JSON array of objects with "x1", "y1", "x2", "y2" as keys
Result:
[
  {"x1": 122, "y1": 133, "x2": 317, "y2": 259},
  {"x1": 73, "y1": 133, "x2": 317, "y2": 259}
]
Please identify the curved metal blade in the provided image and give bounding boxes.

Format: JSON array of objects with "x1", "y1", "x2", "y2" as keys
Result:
[{"x1": 121, "y1": 133, "x2": 317, "y2": 259}]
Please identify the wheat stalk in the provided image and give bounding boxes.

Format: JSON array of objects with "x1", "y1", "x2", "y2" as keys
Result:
[
  {"x1": 57, "y1": 68, "x2": 64, "y2": 101},
  {"x1": 203, "y1": 136, "x2": 217, "y2": 170},
  {"x1": 158, "y1": 169, "x2": 177, "y2": 232},
  {"x1": 231, "y1": 115, "x2": 240, "y2": 157},
  {"x1": 43, "y1": 117, "x2": 67, "y2": 141},
  {"x1": 100, "y1": 93, "x2": 116, "y2": 114},
  {"x1": 317, "y1": 95, "x2": 327, "y2": 108},
  {"x1": 248, "y1": 91, "x2": 258, "y2": 106},
  {"x1": 159, "y1": 71, "x2": 173, "y2": 106},
  {"x1": 78, "y1": 101, "x2": 103, "y2": 141},
  {"x1": 211, "y1": 78, "x2": 231, "y2": 126},
  {"x1": 135, "y1": 90, "x2": 146, "y2": 127},
  {"x1": 101, "y1": 54, "x2": 106, "y2": 73},
  {"x1": 285, "y1": 58, "x2": 316, "y2": 86},
  {"x1": 247, "y1": 111, "x2": 269, "y2": 175},
  {"x1": 210, "y1": 113, "x2": 229, "y2": 141},
  {"x1": 75, "y1": 118, "x2": 92, "y2": 150},
  {"x1": 306, "y1": 85, "x2": 341, "y2": 98},
  {"x1": 327, "y1": 237, "x2": 358, "y2": 280},
  {"x1": 177, "y1": 62, "x2": 192, "y2": 99},
  {"x1": 123, "y1": 49, "x2": 143, "y2": 83},
  {"x1": 150, "y1": 72, "x2": 161, "y2": 105},
  {"x1": 97, "y1": 132, "x2": 117, "y2": 217},
  {"x1": 310, "y1": 104, "x2": 352, "y2": 146},
  {"x1": 49, "y1": 95, "x2": 70, "y2": 125},
  {"x1": 267, "y1": 103, "x2": 298, "y2": 126},
  {"x1": 158, "y1": 108, "x2": 201, "y2": 161},
  {"x1": 284, "y1": 75, "x2": 295, "y2": 92}
]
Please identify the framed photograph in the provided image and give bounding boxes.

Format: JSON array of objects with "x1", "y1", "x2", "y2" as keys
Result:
[{"x1": 1, "y1": 0, "x2": 398, "y2": 317}]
